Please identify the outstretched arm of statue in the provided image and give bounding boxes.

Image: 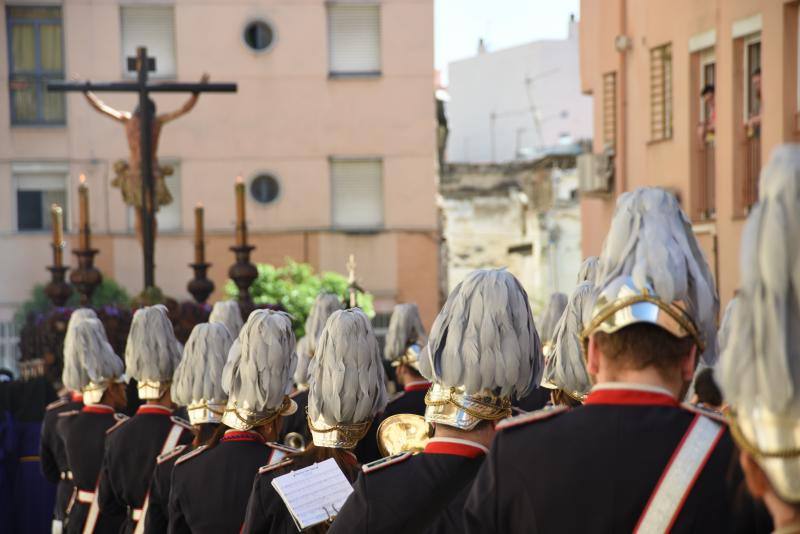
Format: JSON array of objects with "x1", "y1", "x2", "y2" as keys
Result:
[
  {"x1": 158, "y1": 73, "x2": 210, "y2": 124},
  {"x1": 84, "y1": 91, "x2": 129, "y2": 122}
]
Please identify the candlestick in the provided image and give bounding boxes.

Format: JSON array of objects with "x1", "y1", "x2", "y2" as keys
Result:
[
  {"x1": 50, "y1": 204, "x2": 64, "y2": 267},
  {"x1": 78, "y1": 174, "x2": 90, "y2": 250},
  {"x1": 194, "y1": 203, "x2": 205, "y2": 264},
  {"x1": 235, "y1": 175, "x2": 247, "y2": 246}
]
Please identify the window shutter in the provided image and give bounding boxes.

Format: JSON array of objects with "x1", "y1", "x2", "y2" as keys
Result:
[
  {"x1": 602, "y1": 72, "x2": 617, "y2": 150},
  {"x1": 328, "y1": 4, "x2": 381, "y2": 74},
  {"x1": 121, "y1": 6, "x2": 176, "y2": 78},
  {"x1": 650, "y1": 43, "x2": 673, "y2": 141},
  {"x1": 331, "y1": 159, "x2": 383, "y2": 228}
]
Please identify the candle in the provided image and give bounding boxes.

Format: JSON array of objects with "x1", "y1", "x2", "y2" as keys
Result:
[
  {"x1": 235, "y1": 175, "x2": 247, "y2": 246},
  {"x1": 51, "y1": 204, "x2": 64, "y2": 267},
  {"x1": 78, "y1": 174, "x2": 90, "y2": 250},
  {"x1": 194, "y1": 203, "x2": 205, "y2": 263}
]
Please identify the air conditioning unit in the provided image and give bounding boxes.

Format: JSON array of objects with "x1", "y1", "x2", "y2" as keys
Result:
[{"x1": 577, "y1": 152, "x2": 613, "y2": 194}]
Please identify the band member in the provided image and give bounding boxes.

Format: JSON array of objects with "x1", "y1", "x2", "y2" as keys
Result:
[
  {"x1": 279, "y1": 293, "x2": 343, "y2": 446},
  {"x1": 356, "y1": 303, "x2": 428, "y2": 463},
  {"x1": 331, "y1": 269, "x2": 543, "y2": 533},
  {"x1": 59, "y1": 318, "x2": 128, "y2": 534},
  {"x1": 465, "y1": 187, "x2": 733, "y2": 532},
  {"x1": 209, "y1": 300, "x2": 243, "y2": 339},
  {"x1": 143, "y1": 322, "x2": 233, "y2": 534},
  {"x1": 169, "y1": 310, "x2": 299, "y2": 533},
  {"x1": 241, "y1": 308, "x2": 387, "y2": 533},
  {"x1": 718, "y1": 146, "x2": 800, "y2": 531},
  {"x1": 97, "y1": 305, "x2": 193, "y2": 533},
  {"x1": 41, "y1": 309, "x2": 95, "y2": 533}
]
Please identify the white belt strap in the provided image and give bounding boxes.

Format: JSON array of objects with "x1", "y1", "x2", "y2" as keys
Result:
[
  {"x1": 131, "y1": 423, "x2": 185, "y2": 534},
  {"x1": 81, "y1": 486, "x2": 100, "y2": 534},
  {"x1": 76, "y1": 490, "x2": 95, "y2": 504},
  {"x1": 634, "y1": 415, "x2": 724, "y2": 533}
]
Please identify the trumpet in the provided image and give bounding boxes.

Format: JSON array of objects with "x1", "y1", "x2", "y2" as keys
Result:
[
  {"x1": 376, "y1": 414, "x2": 431, "y2": 457},
  {"x1": 284, "y1": 431, "x2": 307, "y2": 451}
]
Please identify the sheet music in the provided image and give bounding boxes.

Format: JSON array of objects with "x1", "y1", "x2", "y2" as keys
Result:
[{"x1": 271, "y1": 458, "x2": 354, "y2": 531}]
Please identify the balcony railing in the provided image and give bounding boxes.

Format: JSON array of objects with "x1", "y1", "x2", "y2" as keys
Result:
[
  {"x1": 697, "y1": 141, "x2": 716, "y2": 220},
  {"x1": 743, "y1": 132, "x2": 761, "y2": 211}
]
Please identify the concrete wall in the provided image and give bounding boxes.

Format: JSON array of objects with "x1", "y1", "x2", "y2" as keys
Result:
[{"x1": 0, "y1": 0, "x2": 438, "y2": 325}]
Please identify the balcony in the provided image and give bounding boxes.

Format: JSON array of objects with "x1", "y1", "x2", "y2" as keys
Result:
[
  {"x1": 697, "y1": 141, "x2": 715, "y2": 220},
  {"x1": 742, "y1": 132, "x2": 761, "y2": 212}
]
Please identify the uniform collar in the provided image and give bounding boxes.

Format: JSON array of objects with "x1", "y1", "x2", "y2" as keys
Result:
[
  {"x1": 70, "y1": 392, "x2": 84, "y2": 403},
  {"x1": 136, "y1": 404, "x2": 173, "y2": 416},
  {"x1": 221, "y1": 429, "x2": 266, "y2": 444},
  {"x1": 82, "y1": 404, "x2": 114, "y2": 414},
  {"x1": 404, "y1": 380, "x2": 431, "y2": 393},
  {"x1": 585, "y1": 382, "x2": 678, "y2": 407},
  {"x1": 424, "y1": 437, "x2": 489, "y2": 458}
]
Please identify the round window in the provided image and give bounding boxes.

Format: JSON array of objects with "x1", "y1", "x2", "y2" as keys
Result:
[
  {"x1": 243, "y1": 20, "x2": 275, "y2": 52},
  {"x1": 249, "y1": 174, "x2": 280, "y2": 204}
]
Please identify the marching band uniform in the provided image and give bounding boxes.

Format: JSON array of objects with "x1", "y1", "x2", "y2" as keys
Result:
[
  {"x1": 143, "y1": 321, "x2": 233, "y2": 534},
  {"x1": 465, "y1": 188, "x2": 732, "y2": 532},
  {"x1": 58, "y1": 317, "x2": 127, "y2": 534},
  {"x1": 169, "y1": 310, "x2": 299, "y2": 533},
  {"x1": 717, "y1": 147, "x2": 800, "y2": 529},
  {"x1": 242, "y1": 308, "x2": 387, "y2": 533},
  {"x1": 332, "y1": 269, "x2": 544, "y2": 534},
  {"x1": 40, "y1": 391, "x2": 82, "y2": 531},
  {"x1": 97, "y1": 305, "x2": 192, "y2": 533}
]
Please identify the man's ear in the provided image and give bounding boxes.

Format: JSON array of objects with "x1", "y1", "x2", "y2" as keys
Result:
[
  {"x1": 740, "y1": 451, "x2": 769, "y2": 500},
  {"x1": 587, "y1": 335, "x2": 600, "y2": 374},
  {"x1": 681, "y1": 344, "x2": 698, "y2": 383}
]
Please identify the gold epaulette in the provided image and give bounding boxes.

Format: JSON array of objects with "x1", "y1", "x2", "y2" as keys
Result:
[
  {"x1": 496, "y1": 405, "x2": 569, "y2": 431},
  {"x1": 258, "y1": 457, "x2": 293, "y2": 475},
  {"x1": 157, "y1": 444, "x2": 188, "y2": 465},
  {"x1": 174, "y1": 445, "x2": 208, "y2": 466},
  {"x1": 681, "y1": 402, "x2": 727, "y2": 424},
  {"x1": 46, "y1": 399, "x2": 68, "y2": 411},
  {"x1": 170, "y1": 415, "x2": 193, "y2": 431},
  {"x1": 57, "y1": 410, "x2": 80, "y2": 418},
  {"x1": 106, "y1": 414, "x2": 130, "y2": 434},
  {"x1": 362, "y1": 452, "x2": 412, "y2": 474}
]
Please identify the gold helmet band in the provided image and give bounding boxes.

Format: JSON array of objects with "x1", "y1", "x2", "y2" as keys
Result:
[
  {"x1": 186, "y1": 400, "x2": 227, "y2": 425},
  {"x1": 307, "y1": 411, "x2": 372, "y2": 449},
  {"x1": 390, "y1": 344, "x2": 421, "y2": 371},
  {"x1": 424, "y1": 383, "x2": 511, "y2": 431},
  {"x1": 221, "y1": 396, "x2": 297, "y2": 431},
  {"x1": 137, "y1": 380, "x2": 172, "y2": 401}
]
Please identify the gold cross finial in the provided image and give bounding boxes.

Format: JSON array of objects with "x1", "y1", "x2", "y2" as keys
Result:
[{"x1": 346, "y1": 254, "x2": 357, "y2": 284}]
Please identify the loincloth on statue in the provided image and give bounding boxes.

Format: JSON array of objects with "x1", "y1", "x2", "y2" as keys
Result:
[{"x1": 112, "y1": 159, "x2": 174, "y2": 210}]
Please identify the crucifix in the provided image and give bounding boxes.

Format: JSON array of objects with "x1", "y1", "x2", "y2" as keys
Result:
[{"x1": 48, "y1": 46, "x2": 237, "y2": 290}]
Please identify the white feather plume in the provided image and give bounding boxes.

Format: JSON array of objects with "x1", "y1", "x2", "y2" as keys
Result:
[
  {"x1": 222, "y1": 309, "x2": 297, "y2": 412},
  {"x1": 305, "y1": 293, "x2": 344, "y2": 355},
  {"x1": 538, "y1": 293, "x2": 568, "y2": 343},
  {"x1": 125, "y1": 305, "x2": 183, "y2": 383},
  {"x1": 595, "y1": 187, "x2": 719, "y2": 364},
  {"x1": 293, "y1": 336, "x2": 313, "y2": 386},
  {"x1": 308, "y1": 309, "x2": 387, "y2": 426},
  {"x1": 419, "y1": 269, "x2": 543, "y2": 397},
  {"x1": 62, "y1": 318, "x2": 124, "y2": 391},
  {"x1": 384, "y1": 303, "x2": 427, "y2": 361},
  {"x1": 172, "y1": 323, "x2": 233, "y2": 406},
  {"x1": 718, "y1": 146, "x2": 800, "y2": 412},
  {"x1": 62, "y1": 308, "x2": 98, "y2": 383},
  {"x1": 209, "y1": 300, "x2": 243, "y2": 339},
  {"x1": 577, "y1": 256, "x2": 600, "y2": 284}
]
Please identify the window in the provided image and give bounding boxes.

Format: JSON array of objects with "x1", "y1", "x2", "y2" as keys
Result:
[
  {"x1": 13, "y1": 164, "x2": 68, "y2": 231},
  {"x1": 745, "y1": 38, "x2": 761, "y2": 121},
  {"x1": 602, "y1": 72, "x2": 617, "y2": 150},
  {"x1": 701, "y1": 55, "x2": 716, "y2": 125},
  {"x1": 331, "y1": 158, "x2": 383, "y2": 229},
  {"x1": 328, "y1": 4, "x2": 381, "y2": 76},
  {"x1": 126, "y1": 162, "x2": 182, "y2": 232},
  {"x1": 6, "y1": 6, "x2": 65, "y2": 125},
  {"x1": 120, "y1": 6, "x2": 176, "y2": 79},
  {"x1": 0, "y1": 322, "x2": 20, "y2": 377},
  {"x1": 650, "y1": 43, "x2": 673, "y2": 141},
  {"x1": 249, "y1": 174, "x2": 280, "y2": 204},
  {"x1": 243, "y1": 20, "x2": 275, "y2": 52}
]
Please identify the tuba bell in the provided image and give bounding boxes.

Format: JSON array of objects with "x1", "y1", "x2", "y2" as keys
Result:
[
  {"x1": 376, "y1": 414, "x2": 430, "y2": 457},
  {"x1": 284, "y1": 431, "x2": 307, "y2": 451}
]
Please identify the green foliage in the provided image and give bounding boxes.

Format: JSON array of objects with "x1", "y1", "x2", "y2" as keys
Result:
[
  {"x1": 225, "y1": 259, "x2": 374, "y2": 337},
  {"x1": 14, "y1": 278, "x2": 132, "y2": 328}
]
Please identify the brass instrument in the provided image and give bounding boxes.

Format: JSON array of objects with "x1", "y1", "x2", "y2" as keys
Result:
[
  {"x1": 284, "y1": 431, "x2": 307, "y2": 451},
  {"x1": 376, "y1": 414, "x2": 430, "y2": 457}
]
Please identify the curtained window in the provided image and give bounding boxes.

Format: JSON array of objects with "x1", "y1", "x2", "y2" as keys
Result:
[
  {"x1": 330, "y1": 158, "x2": 384, "y2": 229},
  {"x1": 6, "y1": 6, "x2": 65, "y2": 125},
  {"x1": 328, "y1": 3, "x2": 381, "y2": 76}
]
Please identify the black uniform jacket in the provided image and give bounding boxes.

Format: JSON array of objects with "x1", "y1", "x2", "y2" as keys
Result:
[
  {"x1": 40, "y1": 394, "x2": 82, "y2": 521},
  {"x1": 98, "y1": 404, "x2": 193, "y2": 533},
  {"x1": 278, "y1": 389, "x2": 310, "y2": 446},
  {"x1": 464, "y1": 384, "x2": 738, "y2": 534},
  {"x1": 168, "y1": 430, "x2": 291, "y2": 534},
  {"x1": 241, "y1": 450, "x2": 359, "y2": 534},
  {"x1": 58, "y1": 404, "x2": 126, "y2": 534},
  {"x1": 329, "y1": 438, "x2": 485, "y2": 534},
  {"x1": 143, "y1": 443, "x2": 190, "y2": 534},
  {"x1": 355, "y1": 381, "x2": 430, "y2": 464}
]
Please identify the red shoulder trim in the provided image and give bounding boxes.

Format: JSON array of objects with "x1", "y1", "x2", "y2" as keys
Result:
[{"x1": 496, "y1": 406, "x2": 569, "y2": 431}]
